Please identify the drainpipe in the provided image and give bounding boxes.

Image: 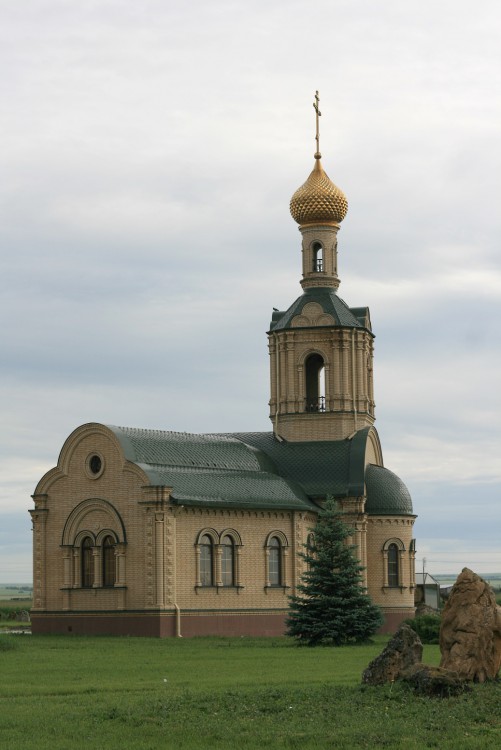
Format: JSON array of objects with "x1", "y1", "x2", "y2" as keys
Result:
[
  {"x1": 174, "y1": 603, "x2": 182, "y2": 637},
  {"x1": 351, "y1": 328, "x2": 358, "y2": 433}
]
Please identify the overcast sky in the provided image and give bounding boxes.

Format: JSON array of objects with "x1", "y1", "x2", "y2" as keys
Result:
[{"x1": 1, "y1": 0, "x2": 500, "y2": 582}]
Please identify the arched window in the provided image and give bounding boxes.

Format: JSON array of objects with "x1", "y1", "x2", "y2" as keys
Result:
[
  {"x1": 312, "y1": 242, "x2": 323, "y2": 272},
  {"x1": 81, "y1": 537, "x2": 94, "y2": 588},
  {"x1": 200, "y1": 534, "x2": 214, "y2": 587},
  {"x1": 102, "y1": 535, "x2": 116, "y2": 588},
  {"x1": 268, "y1": 536, "x2": 281, "y2": 586},
  {"x1": 306, "y1": 533, "x2": 315, "y2": 571},
  {"x1": 387, "y1": 543, "x2": 399, "y2": 587},
  {"x1": 221, "y1": 535, "x2": 234, "y2": 586},
  {"x1": 305, "y1": 353, "x2": 326, "y2": 412}
]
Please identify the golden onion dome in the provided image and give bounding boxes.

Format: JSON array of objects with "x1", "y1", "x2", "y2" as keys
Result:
[{"x1": 290, "y1": 157, "x2": 348, "y2": 225}]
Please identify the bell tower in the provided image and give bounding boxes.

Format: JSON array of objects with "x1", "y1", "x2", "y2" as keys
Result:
[{"x1": 268, "y1": 92, "x2": 375, "y2": 442}]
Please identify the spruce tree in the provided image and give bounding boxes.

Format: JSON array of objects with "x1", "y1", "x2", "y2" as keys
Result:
[{"x1": 286, "y1": 497, "x2": 383, "y2": 645}]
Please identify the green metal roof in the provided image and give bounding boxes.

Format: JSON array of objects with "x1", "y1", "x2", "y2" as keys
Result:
[
  {"x1": 139, "y1": 465, "x2": 309, "y2": 509},
  {"x1": 107, "y1": 425, "x2": 413, "y2": 516},
  {"x1": 108, "y1": 426, "x2": 316, "y2": 511},
  {"x1": 364, "y1": 464, "x2": 414, "y2": 515},
  {"x1": 230, "y1": 429, "x2": 370, "y2": 498},
  {"x1": 269, "y1": 287, "x2": 373, "y2": 333},
  {"x1": 108, "y1": 426, "x2": 274, "y2": 473}
]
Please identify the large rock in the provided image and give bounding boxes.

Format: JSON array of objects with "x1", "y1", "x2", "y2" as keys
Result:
[
  {"x1": 400, "y1": 664, "x2": 471, "y2": 697},
  {"x1": 439, "y1": 567, "x2": 501, "y2": 683},
  {"x1": 362, "y1": 623, "x2": 423, "y2": 685}
]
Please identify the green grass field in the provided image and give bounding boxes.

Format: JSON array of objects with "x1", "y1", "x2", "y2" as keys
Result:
[
  {"x1": 0, "y1": 635, "x2": 499, "y2": 749},
  {"x1": 0, "y1": 597, "x2": 32, "y2": 630}
]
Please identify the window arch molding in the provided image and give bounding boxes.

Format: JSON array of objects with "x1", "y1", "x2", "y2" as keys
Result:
[
  {"x1": 218, "y1": 528, "x2": 242, "y2": 546},
  {"x1": 195, "y1": 528, "x2": 218, "y2": 546},
  {"x1": 264, "y1": 531, "x2": 289, "y2": 589},
  {"x1": 298, "y1": 348, "x2": 330, "y2": 368},
  {"x1": 73, "y1": 529, "x2": 97, "y2": 547},
  {"x1": 382, "y1": 538, "x2": 405, "y2": 588},
  {"x1": 265, "y1": 530, "x2": 288, "y2": 548},
  {"x1": 61, "y1": 498, "x2": 126, "y2": 546},
  {"x1": 61, "y1": 501, "x2": 126, "y2": 590},
  {"x1": 382, "y1": 538, "x2": 405, "y2": 552},
  {"x1": 96, "y1": 529, "x2": 119, "y2": 546}
]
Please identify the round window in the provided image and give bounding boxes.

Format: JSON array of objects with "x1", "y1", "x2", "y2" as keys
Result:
[
  {"x1": 85, "y1": 453, "x2": 104, "y2": 479},
  {"x1": 89, "y1": 455, "x2": 102, "y2": 474}
]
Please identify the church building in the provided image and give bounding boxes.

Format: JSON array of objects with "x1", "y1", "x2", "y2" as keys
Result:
[{"x1": 30, "y1": 98, "x2": 416, "y2": 637}]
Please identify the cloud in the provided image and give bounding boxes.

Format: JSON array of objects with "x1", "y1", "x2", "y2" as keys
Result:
[{"x1": 1, "y1": 0, "x2": 500, "y2": 580}]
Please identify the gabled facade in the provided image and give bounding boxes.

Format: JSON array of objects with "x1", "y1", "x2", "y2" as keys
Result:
[{"x1": 31, "y1": 100, "x2": 416, "y2": 637}]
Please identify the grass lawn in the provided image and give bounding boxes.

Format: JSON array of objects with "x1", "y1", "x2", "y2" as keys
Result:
[
  {"x1": 0, "y1": 600, "x2": 32, "y2": 631},
  {"x1": 0, "y1": 634, "x2": 499, "y2": 749}
]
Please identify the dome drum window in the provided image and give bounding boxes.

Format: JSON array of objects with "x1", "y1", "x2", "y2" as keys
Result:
[
  {"x1": 387, "y1": 544, "x2": 399, "y2": 587},
  {"x1": 312, "y1": 242, "x2": 323, "y2": 272}
]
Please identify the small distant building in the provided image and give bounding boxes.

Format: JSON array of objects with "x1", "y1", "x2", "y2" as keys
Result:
[{"x1": 415, "y1": 572, "x2": 441, "y2": 610}]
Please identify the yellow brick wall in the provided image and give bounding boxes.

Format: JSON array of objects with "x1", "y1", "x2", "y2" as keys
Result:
[
  {"x1": 366, "y1": 516, "x2": 416, "y2": 611},
  {"x1": 268, "y1": 327, "x2": 375, "y2": 442},
  {"x1": 32, "y1": 424, "x2": 319, "y2": 615},
  {"x1": 32, "y1": 425, "x2": 152, "y2": 612},
  {"x1": 32, "y1": 423, "x2": 415, "y2": 627}
]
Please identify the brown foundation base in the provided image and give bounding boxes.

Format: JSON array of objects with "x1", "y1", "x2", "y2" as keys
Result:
[
  {"x1": 31, "y1": 609, "x2": 289, "y2": 637},
  {"x1": 31, "y1": 606, "x2": 414, "y2": 638}
]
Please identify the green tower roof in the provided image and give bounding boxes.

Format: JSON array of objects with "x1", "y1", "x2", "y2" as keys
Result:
[{"x1": 269, "y1": 287, "x2": 372, "y2": 333}]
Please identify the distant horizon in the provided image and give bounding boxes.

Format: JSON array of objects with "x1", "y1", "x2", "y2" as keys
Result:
[
  {"x1": 0, "y1": 583, "x2": 32, "y2": 588},
  {"x1": 3, "y1": 571, "x2": 501, "y2": 587}
]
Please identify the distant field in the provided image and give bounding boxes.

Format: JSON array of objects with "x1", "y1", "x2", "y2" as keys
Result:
[
  {"x1": 0, "y1": 585, "x2": 33, "y2": 602},
  {"x1": 0, "y1": 635, "x2": 499, "y2": 749}
]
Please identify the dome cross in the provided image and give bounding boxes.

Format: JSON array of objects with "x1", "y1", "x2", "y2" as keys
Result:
[{"x1": 313, "y1": 90, "x2": 322, "y2": 159}]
